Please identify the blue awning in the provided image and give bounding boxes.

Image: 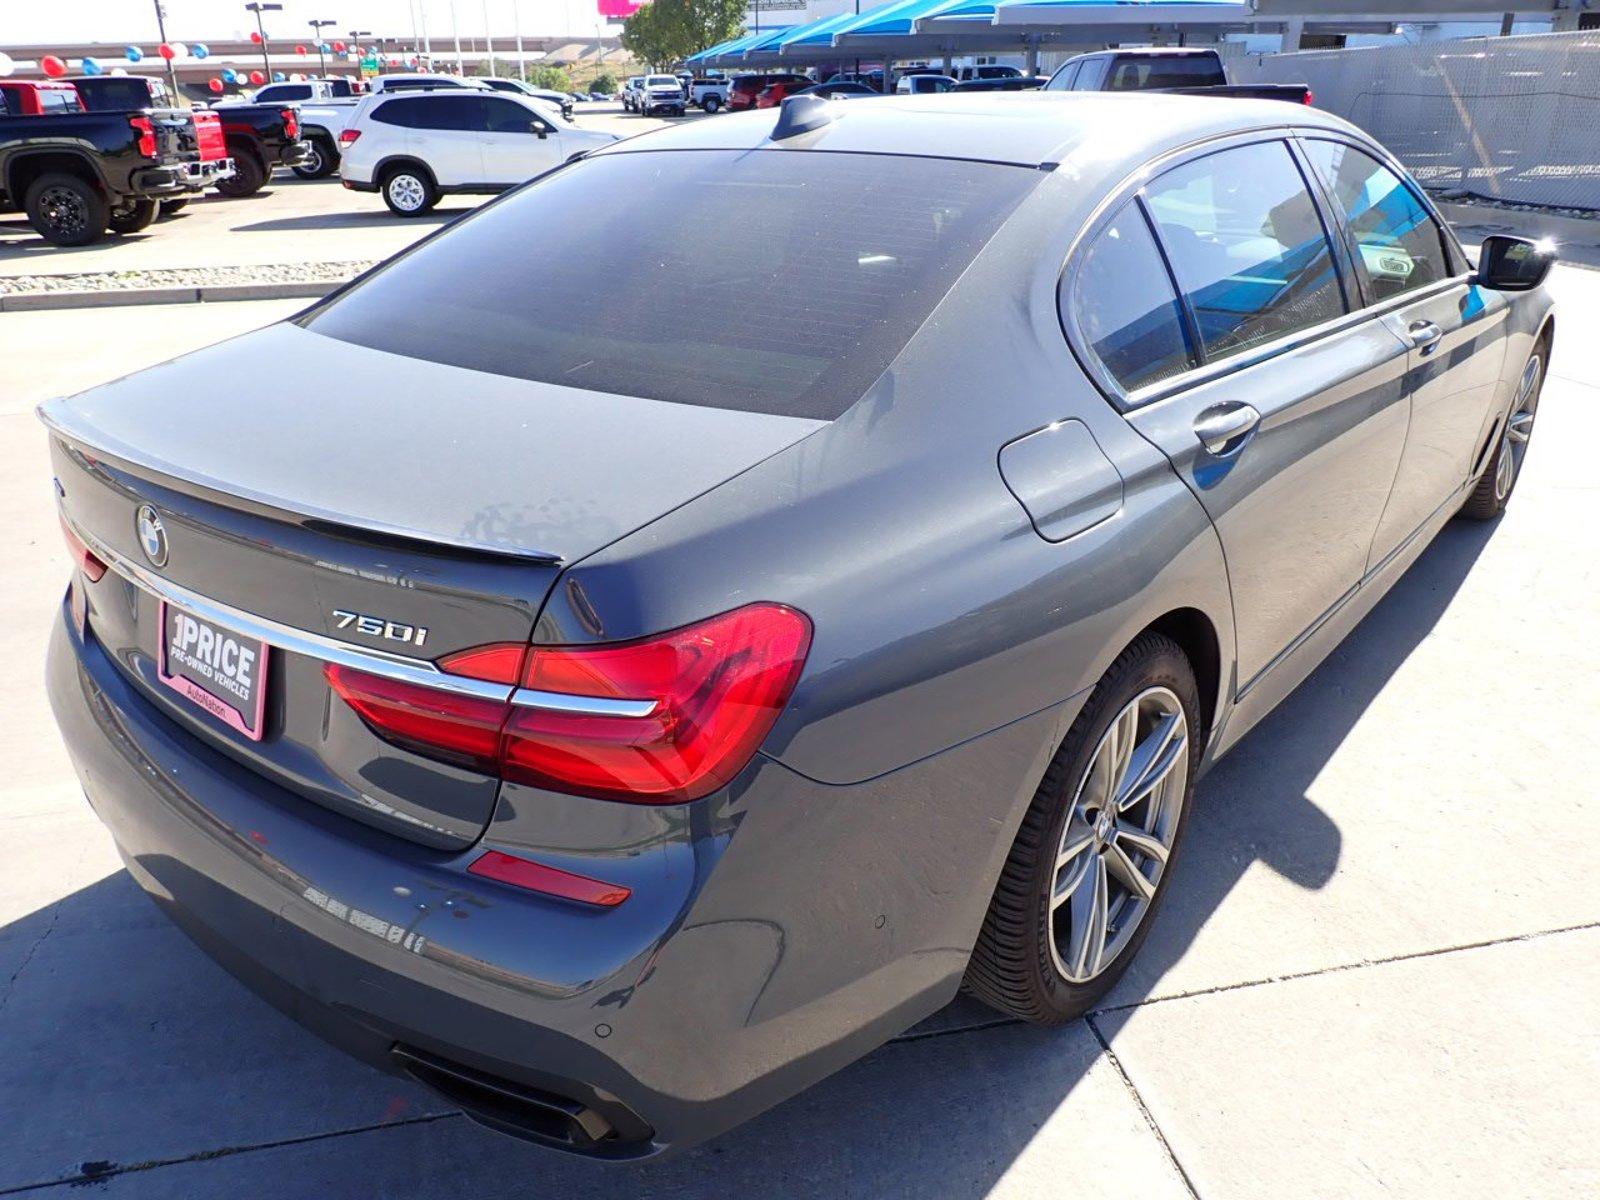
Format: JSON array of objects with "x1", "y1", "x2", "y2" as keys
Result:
[
  {"x1": 685, "y1": 37, "x2": 743, "y2": 63},
  {"x1": 775, "y1": 10, "x2": 867, "y2": 49},
  {"x1": 830, "y1": 0, "x2": 990, "y2": 39}
]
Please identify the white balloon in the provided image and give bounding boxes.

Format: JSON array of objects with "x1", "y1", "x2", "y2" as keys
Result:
[
  {"x1": 170, "y1": 42, "x2": 189, "y2": 59},
  {"x1": 111, "y1": 66, "x2": 128, "y2": 75},
  {"x1": 0, "y1": 51, "x2": 15, "y2": 78}
]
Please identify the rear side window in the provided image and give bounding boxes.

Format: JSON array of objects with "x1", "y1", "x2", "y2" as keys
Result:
[
  {"x1": 1144, "y1": 140, "x2": 1346, "y2": 363},
  {"x1": 1073, "y1": 58, "x2": 1108, "y2": 90},
  {"x1": 375, "y1": 96, "x2": 481, "y2": 130},
  {"x1": 1068, "y1": 204, "x2": 1197, "y2": 392},
  {"x1": 1302, "y1": 140, "x2": 1450, "y2": 302},
  {"x1": 1046, "y1": 62, "x2": 1081, "y2": 91},
  {"x1": 302, "y1": 150, "x2": 1040, "y2": 419}
]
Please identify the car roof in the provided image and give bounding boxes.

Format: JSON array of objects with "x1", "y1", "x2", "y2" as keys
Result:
[
  {"x1": 1074, "y1": 47, "x2": 1220, "y2": 58},
  {"x1": 591, "y1": 92, "x2": 1361, "y2": 170}
]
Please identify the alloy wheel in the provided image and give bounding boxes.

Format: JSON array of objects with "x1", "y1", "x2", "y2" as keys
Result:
[
  {"x1": 1049, "y1": 686, "x2": 1188, "y2": 984},
  {"x1": 38, "y1": 185, "x2": 88, "y2": 239},
  {"x1": 388, "y1": 174, "x2": 426, "y2": 212},
  {"x1": 1494, "y1": 353, "x2": 1542, "y2": 502}
]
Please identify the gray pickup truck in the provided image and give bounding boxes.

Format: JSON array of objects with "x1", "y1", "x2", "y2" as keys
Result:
[{"x1": 1044, "y1": 47, "x2": 1312, "y2": 106}]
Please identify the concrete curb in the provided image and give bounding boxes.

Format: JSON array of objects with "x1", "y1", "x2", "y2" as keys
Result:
[{"x1": 0, "y1": 279, "x2": 345, "y2": 313}]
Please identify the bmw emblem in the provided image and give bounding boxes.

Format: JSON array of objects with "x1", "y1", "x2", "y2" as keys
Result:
[{"x1": 135, "y1": 505, "x2": 168, "y2": 568}]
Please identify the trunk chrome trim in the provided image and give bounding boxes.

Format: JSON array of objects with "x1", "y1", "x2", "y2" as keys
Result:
[
  {"x1": 509, "y1": 688, "x2": 658, "y2": 718},
  {"x1": 68, "y1": 516, "x2": 663, "y2": 718}
]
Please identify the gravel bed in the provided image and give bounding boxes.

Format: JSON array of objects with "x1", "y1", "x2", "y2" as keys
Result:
[{"x1": 0, "y1": 261, "x2": 376, "y2": 296}]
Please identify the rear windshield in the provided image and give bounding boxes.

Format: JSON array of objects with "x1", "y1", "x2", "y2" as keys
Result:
[
  {"x1": 1106, "y1": 55, "x2": 1225, "y2": 90},
  {"x1": 300, "y1": 149, "x2": 1039, "y2": 420}
]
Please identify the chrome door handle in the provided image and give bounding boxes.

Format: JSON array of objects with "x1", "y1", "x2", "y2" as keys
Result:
[
  {"x1": 1193, "y1": 403, "x2": 1261, "y2": 456},
  {"x1": 1407, "y1": 320, "x2": 1443, "y2": 350}
]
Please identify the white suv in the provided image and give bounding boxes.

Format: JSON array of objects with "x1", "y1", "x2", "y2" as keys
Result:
[{"x1": 338, "y1": 89, "x2": 619, "y2": 216}]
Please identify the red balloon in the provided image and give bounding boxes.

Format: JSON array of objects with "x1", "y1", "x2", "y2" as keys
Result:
[
  {"x1": 208, "y1": 77, "x2": 224, "y2": 93},
  {"x1": 249, "y1": 70, "x2": 265, "y2": 85},
  {"x1": 387, "y1": 57, "x2": 399, "y2": 67},
  {"x1": 333, "y1": 41, "x2": 346, "y2": 53},
  {"x1": 40, "y1": 54, "x2": 67, "y2": 77},
  {"x1": 250, "y1": 30, "x2": 263, "y2": 43},
  {"x1": 295, "y1": 43, "x2": 307, "y2": 55},
  {"x1": 158, "y1": 42, "x2": 176, "y2": 60}
]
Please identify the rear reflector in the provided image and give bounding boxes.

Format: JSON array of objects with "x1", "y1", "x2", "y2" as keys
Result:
[
  {"x1": 467, "y1": 850, "x2": 631, "y2": 906},
  {"x1": 324, "y1": 602, "x2": 812, "y2": 805},
  {"x1": 59, "y1": 517, "x2": 107, "y2": 582}
]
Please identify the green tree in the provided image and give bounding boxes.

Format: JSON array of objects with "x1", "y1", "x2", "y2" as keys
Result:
[
  {"x1": 527, "y1": 64, "x2": 574, "y2": 91},
  {"x1": 592, "y1": 69, "x2": 619, "y2": 94},
  {"x1": 621, "y1": 0, "x2": 745, "y2": 69}
]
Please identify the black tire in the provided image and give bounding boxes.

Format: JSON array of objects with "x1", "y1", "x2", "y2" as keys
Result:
[
  {"x1": 703, "y1": 94, "x2": 721, "y2": 113},
  {"x1": 965, "y1": 632, "x2": 1201, "y2": 1024},
  {"x1": 380, "y1": 164, "x2": 437, "y2": 217},
  {"x1": 1459, "y1": 337, "x2": 1548, "y2": 521},
  {"x1": 292, "y1": 135, "x2": 339, "y2": 180},
  {"x1": 23, "y1": 172, "x2": 108, "y2": 247},
  {"x1": 158, "y1": 198, "x2": 189, "y2": 218},
  {"x1": 214, "y1": 149, "x2": 267, "y2": 198},
  {"x1": 108, "y1": 197, "x2": 158, "y2": 235}
]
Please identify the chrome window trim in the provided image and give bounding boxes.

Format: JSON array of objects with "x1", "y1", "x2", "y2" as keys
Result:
[
  {"x1": 67, "y1": 516, "x2": 651, "y2": 717},
  {"x1": 1057, "y1": 122, "x2": 1475, "y2": 413}
]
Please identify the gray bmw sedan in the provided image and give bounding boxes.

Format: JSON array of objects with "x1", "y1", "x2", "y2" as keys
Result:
[{"x1": 44, "y1": 92, "x2": 1554, "y2": 1156}]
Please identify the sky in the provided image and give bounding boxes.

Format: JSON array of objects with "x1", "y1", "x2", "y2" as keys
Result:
[{"x1": 1, "y1": 0, "x2": 618, "y2": 48}]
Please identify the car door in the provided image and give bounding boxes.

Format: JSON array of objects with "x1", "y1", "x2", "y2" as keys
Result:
[
  {"x1": 1299, "y1": 137, "x2": 1512, "y2": 568},
  {"x1": 1071, "y1": 137, "x2": 1412, "y2": 695},
  {"x1": 479, "y1": 96, "x2": 561, "y2": 184},
  {"x1": 403, "y1": 95, "x2": 482, "y2": 185}
]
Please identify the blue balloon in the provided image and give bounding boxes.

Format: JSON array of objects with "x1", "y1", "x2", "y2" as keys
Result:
[
  {"x1": 272, "y1": 71, "x2": 286, "y2": 82},
  {"x1": 81, "y1": 57, "x2": 103, "y2": 76},
  {"x1": 192, "y1": 43, "x2": 210, "y2": 60},
  {"x1": 320, "y1": 42, "x2": 331, "y2": 53},
  {"x1": 124, "y1": 45, "x2": 143, "y2": 62},
  {"x1": 221, "y1": 67, "x2": 238, "y2": 84}
]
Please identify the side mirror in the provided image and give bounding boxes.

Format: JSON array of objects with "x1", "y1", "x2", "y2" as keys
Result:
[
  {"x1": 1474, "y1": 234, "x2": 1555, "y2": 292},
  {"x1": 530, "y1": 121, "x2": 547, "y2": 139}
]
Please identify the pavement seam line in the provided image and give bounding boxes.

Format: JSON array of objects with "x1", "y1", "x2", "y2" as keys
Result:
[
  {"x1": 0, "y1": 901, "x2": 62, "y2": 1019},
  {"x1": 1086, "y1": 1012, "x2": 1204, "y2": 1200},
  {"x1": 0, "y1": 1112, "x2": 463, "y2": 1196}
]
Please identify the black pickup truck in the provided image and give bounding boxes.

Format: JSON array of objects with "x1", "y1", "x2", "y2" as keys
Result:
[
  {"x1": 0, "y1": 100, "x2": 194, "y2": 245},
  {"x1": 1044, "y1": 48, "x2": 1312, "y2": 105},
  {"x1": 73, "y1": 75, "x2": 309, "y2": 197}
]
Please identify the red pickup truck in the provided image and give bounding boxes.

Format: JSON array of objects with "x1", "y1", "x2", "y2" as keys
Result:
[{"x1": 0, "y1": 80, "x2": 84, "y2": 116}]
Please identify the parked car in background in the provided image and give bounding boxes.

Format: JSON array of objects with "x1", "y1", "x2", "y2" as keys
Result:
[
  {"x1": 0, "y1": 96, "x2": 194, "y2": 243},
  {"x1": 250, "y1": 80, "x2": 326, "y2": 104},
  {"x1": 896, "y1": 73, "x2": 957, "y2": 94},
  {"x1": 338, "y1": 88, "x2": 618, "y2": 215},
  {"x1": 43, "y1": 93, "x2": 1555, "y2": 1161},
  {"x1": 621, "y1": 76, "x2": 645, "y2": 111},
  {"x1": 951, "y1": 75, "x2": 1049, "y2": 91},
  {"x1": 638, "y1": 75, "x2": 687, "y2": 117},
  {"x1": 0, "y1": 79, "x2": 84, "y2": 115},
  {"x1": 793, "y1": 81, "x2": 879, "y2": 100},
  {"x1": 367, "y1": 73, "x2": 485, "y2": 95},
  {"x1": 1044, "y1": 48, "x2": 1312, "y2": 105},
  {"x1": 230, "y1": 78, "x2": 357, "y2": 180},
  {"x1": 822, "y1": 70, "x2": 883, "y2": 92},
  {"x1": 479, "y1": 77, "x2": 575, "y2": 121},
  {"x1": 754, "y1": 77, "x2": 813, "y2": 109},
  {"x1": 61, "y1": 74, "x2": 235, "y2": 216},
  {"x1": 953, "y1": 63, "x2": 1023, "y2": 81},
  {"x1": 729, "y1": 73, "x2": 810, "y2": 111},
  {"x1": 689, "y1": 77, "x2": 730, "y2": 112}
]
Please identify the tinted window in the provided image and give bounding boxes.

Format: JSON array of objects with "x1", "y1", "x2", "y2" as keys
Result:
[
  {"x1": 302, "y1": 150, "x2": 1040, "y2": 419},
  {"x1": 262, "y1": 84, "x2": 312, "y2": 101},
  {"x1": 1145, "y1": 141, "x2": 1346, "y2": 362},
  {"x1": 483, "y1": 96, "x2": 534, "y2": 132},
  {"x1": 376, "y1": 95, "x2": 481, "y2": 130},
  {"x1": 71, "y1": 77, "x2": 155, "y2": 110},
  {"x1": 40, "y1": 88, "x2": 81, "y2": 113},
  {"x1": 1107, "y1": 55, "x2": 1225, "y2": 90},
  {"x1": 1303, "y1": 140, "x2": 1450, "y2": 302},
  {"x1": 1069, "y1": 204, "x2": 1197, "y2": 392}
]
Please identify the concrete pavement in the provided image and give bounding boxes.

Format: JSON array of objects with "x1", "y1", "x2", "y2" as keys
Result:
[{"x1": 0, "y1": 266, "x2": 1597, "y2": 1198}]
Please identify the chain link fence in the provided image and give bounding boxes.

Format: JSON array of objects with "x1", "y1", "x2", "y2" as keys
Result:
[{"x1": 1231, "y1": 31, "x2": 1600, "y2": 211}]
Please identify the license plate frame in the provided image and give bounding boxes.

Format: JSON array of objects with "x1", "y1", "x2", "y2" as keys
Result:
[{"x1": 157, "y1": 599, "x2": 270, "y2": 741}]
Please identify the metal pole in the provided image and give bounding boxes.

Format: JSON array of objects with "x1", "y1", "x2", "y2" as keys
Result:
[
  {"x1": 420, "y1": 0, "x2": 432, "y2": 64},
  {"x1": 481, "y1": 0, "x2": 495, "y2": 76},
  {"x1": 450, "y1": 0, "x2": 465, "y2": 74},
  {"x1": 512, "y1": 0, "x2": 524, "y2": 81},
  {"x1": 151, "y1": 0, "x2": 181, "y2": 99}
]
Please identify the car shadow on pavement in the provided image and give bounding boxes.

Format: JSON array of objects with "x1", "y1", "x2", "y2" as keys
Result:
[
  {"x1": 234, "y1": 210, "x2": 465, "y2": 233},
  {"x1": 0, "y1": 519, "x2": 1498, "y2": 1196}
]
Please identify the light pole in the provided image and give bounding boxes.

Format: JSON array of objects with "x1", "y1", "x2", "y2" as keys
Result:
[
  {"x1": 150, "y1": 1, "x2": 181, "y2": 100},
  {"x1": 480, "y1": 0, "x2": 496, "y2": 77},
  {"x1": 244, "y1": 2, "x2": 282, "y2": 80},
  {"x1": 309, "y1": 18, "x2": 336, "y2": 78},
  {"x1": 349, "y1": 28, "x2": 372, "y2": 74},
  {"x1": 511, "y1": 0, "x2": 524, "y2": 81},
  {"x1": 449, "y1": 0, "x2": 465, "y2": 75}
]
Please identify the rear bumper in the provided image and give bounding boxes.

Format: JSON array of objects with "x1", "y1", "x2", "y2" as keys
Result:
[
  {"x1": 278, "y1": 141, "x2": 313, "y2": 169},
  {"x1": 128, "y1": 164, "x2": 192, "y2": 196},
  {"x1": 47, "y1": 593, "x2": 1063, "y2": 1155}
]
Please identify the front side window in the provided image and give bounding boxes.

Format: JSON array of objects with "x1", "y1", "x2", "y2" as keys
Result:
[
  {"x1": 1067, "y1": 204, "x2": 1197, "y2": 393},
  {"x1": 302, "y1": 150, "x2": 1041, "y2": 419},
  {"x1": 484, "y1": 96, "x2": 535, "y2": 132},
  {"x1": 1302, "y1": 140, "x2": 1450, "y2": 302},
  {"x1": 1144, "y1": 140, "x2": 1346, "y2": 363},
  {"x1": 1073, "y1": 58, "x2": 1108, "y2": 90},
  {"x1": 1046, "y1": 61, "x2": 1081, "y2": 91}
]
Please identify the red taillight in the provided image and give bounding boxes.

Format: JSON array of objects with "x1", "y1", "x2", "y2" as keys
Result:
[
  {"x1": 1303, "y1": 89, "x2": 1315, "y2": 106},
  {"x1": 129, "y1": 114, "x2": 157, "y2": 158},
  {"x1": 323, "y1": 603, "x2": 811, "y2": 805},
  {"x1": 59, "y1": 517, "x2": 107, "y2": 582},
  {"x1": 339, "y1": 128, "x2": 361, "y2": 147},
  {"x1": 468, "y1": 850, "x2": 631, "y2": 907},
  {"x1": 282, "y1": 108, "x2": 299, "y2": 140}
]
